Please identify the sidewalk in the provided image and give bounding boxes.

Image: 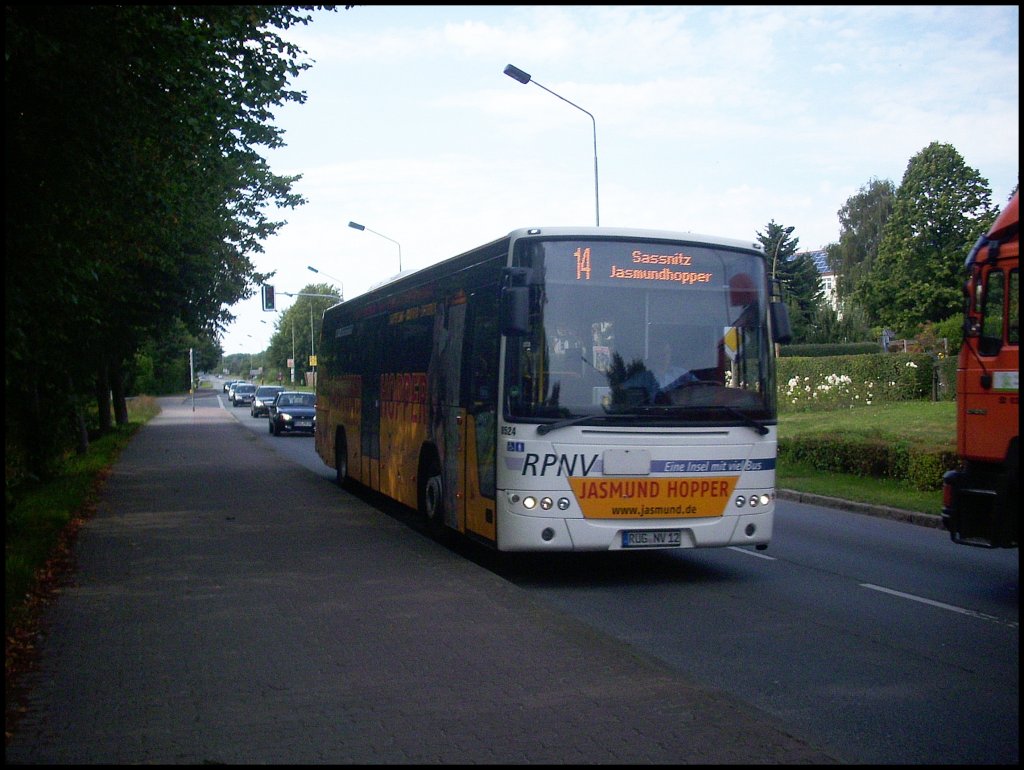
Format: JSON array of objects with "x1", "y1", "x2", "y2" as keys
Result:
[{"x1": 6, "y1": 395, "x2": 839, "y2": 764}]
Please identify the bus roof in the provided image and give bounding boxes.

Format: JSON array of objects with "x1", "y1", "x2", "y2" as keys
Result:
[
  {"x1": 334, "y1": 226, "x2": 766, "y2": 308},
  {"x1": 506, "y1": 226, "x2": 764, "y2": 254}
]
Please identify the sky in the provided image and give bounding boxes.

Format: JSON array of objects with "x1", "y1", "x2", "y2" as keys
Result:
[{"x1": 219, "y1": 4, "x2": 1019, "y2": 356}]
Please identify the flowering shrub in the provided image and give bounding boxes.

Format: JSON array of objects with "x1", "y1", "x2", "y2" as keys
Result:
[
  {"x1": 776, "y1": 353, "x2": 935, "y2": 413},
  {"x1": 782, "y1": 373, "x2": 874, "y2": 411}
]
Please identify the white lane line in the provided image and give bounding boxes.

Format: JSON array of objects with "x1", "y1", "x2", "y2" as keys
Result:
[
  {"x1": 728, "y1": 546, "x2": 776, "y2": 560},
  {"x1": 861, "y1": 583, "x2": 1017, "y2": 627}
]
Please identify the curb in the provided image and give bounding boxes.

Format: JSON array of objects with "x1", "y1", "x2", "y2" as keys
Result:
[{"x1": 776, "y1": 489, "x2": 943, "y2": 529}]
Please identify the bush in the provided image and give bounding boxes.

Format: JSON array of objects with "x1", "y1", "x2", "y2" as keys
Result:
[
  {"x1": 907, "y1": 446, "x2": 960, "y2": 490},
  {"x1": 776, "y1": 353, "x2": 935, "y2": 412},
  {"x1": 778, "y1": 436, "x2": 958, "y2": 491}
]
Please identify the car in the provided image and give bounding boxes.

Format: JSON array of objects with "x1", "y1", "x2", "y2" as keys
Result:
[
  {"x1": 229, "y1": 383, "x2": 257, "y2": 407},
  {"x1": 268, "y1": 391, "x2": 316, "y2": 436},
  {"x1": 223, "y1": 379, "x2": 238, "y2": 393},
  {"x1": 250, "y1": 385, "x2": 285, "y2": 417},
  {"x1": 227, "y1": 381, "x2": 250, "y2": 401}
]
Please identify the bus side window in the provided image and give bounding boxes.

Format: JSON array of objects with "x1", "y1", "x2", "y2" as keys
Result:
[
  {"x1": 464, "y1": 288, "x2": 499, "y2": 498},
  {"x1": 465, "y1": 289, "x2": 499, "y2": 409}
]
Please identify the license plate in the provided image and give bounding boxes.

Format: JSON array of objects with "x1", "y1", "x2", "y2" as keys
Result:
[
  {"x1": 622, "y1": 529, "x2": 682, "y2": 548},
  {"x1": 295, "y1": 420, "x2": 312, "y2": 427}
]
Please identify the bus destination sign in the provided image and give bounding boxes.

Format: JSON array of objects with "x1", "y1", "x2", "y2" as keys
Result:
[{"x1": 571, "y1": 245, "x2": 715, "y2": 286}]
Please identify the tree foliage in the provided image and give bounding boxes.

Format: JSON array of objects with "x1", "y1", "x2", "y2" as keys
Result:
[
  {"x1": 266, "y1": 284, "x2": 343, "y2": 382},
  {"x1": 825, "y1": 177, "x2": 895, "y2": 303},
  {"x1": 5, "y1": 6, "x2": 325, "y2": 489},
  {"x1": 758, "y1": 221, "x2": 823, "y2": 344},
  {"x1": 855, "y1": 142, "x2": 997, "y2": 335}
]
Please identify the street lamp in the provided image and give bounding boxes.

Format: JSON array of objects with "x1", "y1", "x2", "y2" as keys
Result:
[
  {"x1": 348, "y1": 221, "x2": 401, "y2": 272},
  {"x1": 307, "y1": 265, "x2": 344, "y2": 300},
  {"x1": 503, "y1": 63, "x2": 600, "y2": 227}
]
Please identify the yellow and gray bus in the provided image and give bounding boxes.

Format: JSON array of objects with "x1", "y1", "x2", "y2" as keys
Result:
[{"x1": 316, "y1": 226, "x2": 791, "y2": 551}]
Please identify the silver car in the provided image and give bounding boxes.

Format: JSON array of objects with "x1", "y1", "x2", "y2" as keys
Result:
[
  {"x1": 229, "y1": 383, "x2": 257, "y2": 407},
  {"x1": 250, "y1": 385, "x2": 285, "y2": 417}
]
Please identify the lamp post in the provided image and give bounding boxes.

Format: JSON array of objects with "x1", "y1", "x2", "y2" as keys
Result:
[
  {"x1": 503, "y1": 63, "x2": 600, "y2": 227},
  {"x1": 348, "y1": 221, "x2": 401, "y2": 272},
  {"x1": 307, "y1": 265, "x2": 344, "y2": 300}
]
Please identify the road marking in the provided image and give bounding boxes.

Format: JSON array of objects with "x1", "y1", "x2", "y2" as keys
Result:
[
  {"x1": 860, "y1": 583, "x2": 1017, "y2": 627},
  {"x1": 728, "y1": 546, "x2": 776, "y2": 560}
]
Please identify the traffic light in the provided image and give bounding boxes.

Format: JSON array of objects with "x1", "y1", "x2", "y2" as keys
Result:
[{"x1": 261, "y1": 284, "x2": 275, "y2": 311}]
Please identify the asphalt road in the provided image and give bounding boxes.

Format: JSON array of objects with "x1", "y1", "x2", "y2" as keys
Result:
[{"x1": 221, "y1": 382, "x2": 1020, "y2": 764}]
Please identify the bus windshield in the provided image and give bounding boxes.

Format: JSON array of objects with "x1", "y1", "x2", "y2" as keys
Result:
[{"x1": 504, "y1": 237, "x2": 776, "y2": 424}]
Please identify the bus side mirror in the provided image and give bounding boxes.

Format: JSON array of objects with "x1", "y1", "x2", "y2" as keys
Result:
[
  {"x1": 500, "y1": 285, "x2": 529, "y2": 336},
  {"x1": 500, "y1": 267, "x2": 531, "y2": 336},
  {"x1": 770, "y1": 301, "x2": 792, "y2": 344}
]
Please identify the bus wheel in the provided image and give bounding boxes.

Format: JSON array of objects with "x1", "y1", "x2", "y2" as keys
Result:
[
  {"x1": 335, "y1": 432, "x2": 350, "y2": 490},
  {"x1": 419, "y1": 456, "x2": 445, "y2": 540}
]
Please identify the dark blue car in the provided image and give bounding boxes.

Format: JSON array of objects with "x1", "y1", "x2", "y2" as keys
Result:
[{"x1": 268, "y1": 391, "x2": 316, "y2": 436}]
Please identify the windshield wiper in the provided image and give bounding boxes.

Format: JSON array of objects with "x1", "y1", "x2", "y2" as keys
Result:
[
  {"x1": 719, "y1": 406, "x2": 769, "y2": 435},
  {"x1": 535, "y1": 406, "x2": 768, "y2": 436},
  {"x1": 607, "y1": 403, "x2": 769, "y2": 435},
  {"x1": 536, "y1": 414, "x2": 607, "y2": 435}
]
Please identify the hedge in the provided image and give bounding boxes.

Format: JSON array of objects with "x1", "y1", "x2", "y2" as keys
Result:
[
  {"x1": 777, "y1": 435, "x2": 959, "y2": 491},
  {"x1": 775, "y1": 352, "x2": 952, "y2": 412}
]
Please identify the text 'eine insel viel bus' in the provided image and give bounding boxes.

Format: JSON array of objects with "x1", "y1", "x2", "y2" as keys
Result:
[{"x1": 315, "y1": 225, "x2": 793, "y2": 552}]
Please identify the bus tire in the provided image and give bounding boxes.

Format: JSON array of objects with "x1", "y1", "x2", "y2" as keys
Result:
[
  {"x1": 419, "y1": 451, "x2": 446, "y2": 540},
  {"x1": 335, "y1": 430, "x2": 350, "y2": 490}
]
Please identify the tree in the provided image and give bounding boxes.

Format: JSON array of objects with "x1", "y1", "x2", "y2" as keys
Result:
[
  {"x1": 758, "y1": 221, "x2": 823, "y2": 344},
  {"x1": 266, "y1": 284, "x2": 343, "y2": 383},
  {"x1": 856, "y1": 142, "x2": 997, "y2": 335},
  {"x1": 5, "y1": 6, "x2": 329, "y2": 488},
  {"x1": 825, "y1": 177, "x2": 895, "y2": 308}
]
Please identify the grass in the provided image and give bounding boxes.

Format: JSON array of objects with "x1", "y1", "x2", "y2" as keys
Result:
[
  {"x1": 776, "y1": 401, "x2": 956, "y2": 515},
  {"x1": 5, "y1": 396, "x2": 161, "y2": 636}
]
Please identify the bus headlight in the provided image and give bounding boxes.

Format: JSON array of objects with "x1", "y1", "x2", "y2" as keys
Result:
[
  {"x1": 506, "y1": 492, "x2": 573, "y2": 512},
  {"x1": 734, "y1": 493, "x2": 772, "y2": 509}
]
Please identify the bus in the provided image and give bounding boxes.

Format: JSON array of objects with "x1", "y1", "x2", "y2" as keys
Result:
[
  {"x1": 942, "y1": 191, "x2": 1019, "y2": 548},
  {"x1": 315, "y1": 226, "x2": 792, "y2": 552}
]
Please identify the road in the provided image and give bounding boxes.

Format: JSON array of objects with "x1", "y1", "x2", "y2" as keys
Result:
[{"x1": 224, "y1": 382, "x2": 1019, "y2": 764}]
